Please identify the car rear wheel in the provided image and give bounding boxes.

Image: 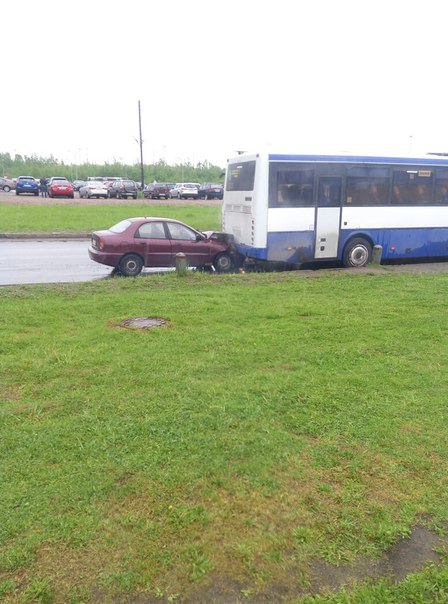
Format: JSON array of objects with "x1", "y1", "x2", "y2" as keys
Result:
[
  {"x1": 119, "y1": 254, "x2": 143, "y2": 277},
  {"x1": 3, "y1": 186, "x2": 11, "y2": 192},
  {"x1": 213, "y1": 253, "x2": 233, "y2": 273}
]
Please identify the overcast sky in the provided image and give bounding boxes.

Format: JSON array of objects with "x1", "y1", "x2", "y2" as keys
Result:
[{"x1": 3, "y1": 0, "x2": 448, "y2": 169}]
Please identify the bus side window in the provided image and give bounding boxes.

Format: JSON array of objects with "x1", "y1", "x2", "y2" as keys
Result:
[
  {"x1": 346, "y1": 177, "x2": 388, "y2": 205},
  {"x1": 278, "y1": 184, "x2": 297, "y2": 206},
  {"x1": 392, "y1": 170, "x2": 433, "y2": 205},
  {"x1": 318, "y1": 180, "x2": 341, "y2": 207},
  {"x1": 392, "y1": 185, "x2": 404, "y2": 204},
  {"x1": 435, "y1": 181, "x2": 448, "y2": 204},
  {"x1": 270, "y1": 166, "x2": 314, "y2": 207}
]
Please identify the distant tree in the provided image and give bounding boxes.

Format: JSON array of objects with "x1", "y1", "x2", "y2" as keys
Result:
[{"x1": 0, "y1": 151, "x2": 226, "y2": 184}]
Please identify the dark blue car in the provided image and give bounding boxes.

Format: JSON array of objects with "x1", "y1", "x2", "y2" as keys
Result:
[{"x1": 15, "y1": 176, "x2": 39, "y2": 196}]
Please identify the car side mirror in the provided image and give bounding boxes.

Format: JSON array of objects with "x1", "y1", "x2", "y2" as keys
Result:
[{"x1": 196, "y1": 233, "x2": 206, "y2": 241}]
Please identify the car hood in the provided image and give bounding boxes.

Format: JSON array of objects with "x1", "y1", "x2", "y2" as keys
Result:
[{"x1": 202, "y1": 231, "x2": 235, "y2": 244}]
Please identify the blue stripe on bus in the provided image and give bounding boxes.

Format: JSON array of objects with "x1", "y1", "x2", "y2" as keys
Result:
[
  {"x1": 339, "y1": 228, "x2": 448, "y2": 260},
  {"x1": 237, "y1": 228, "x2": 448, "y2": 264},
  {"x1": 268, "y1": 154, "x2": 448, "y2": 166},
  {"x1": 236, "y1": 232, "x2": 315, "y2": 263},
  {"x1": 235, "y1": 243, "x2": 268, "y2": 260}
]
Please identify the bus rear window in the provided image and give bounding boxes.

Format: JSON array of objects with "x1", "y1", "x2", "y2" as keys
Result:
[{"x1": 226, "y1": 160, "x2": 256, "y2": 191}]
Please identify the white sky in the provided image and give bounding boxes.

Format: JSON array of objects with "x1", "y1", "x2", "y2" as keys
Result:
[{"x1": 2, "y1": 0, "x2": 448, "y2": 169}]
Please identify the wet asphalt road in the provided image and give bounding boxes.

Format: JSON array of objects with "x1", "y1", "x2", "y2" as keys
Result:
[
  {"x1": 0, "y1": 238, "x2": 179, "y2": 286},
  {"x1": 0, "y1": 238, "x2": 112, "y2": 286}
]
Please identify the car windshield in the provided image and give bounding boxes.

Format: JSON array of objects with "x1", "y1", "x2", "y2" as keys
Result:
[
  {"x1": 109, "y1": 219, "x2": 132, "y2": 234},
  {"x1": 89, "y1": 182, "x2": 104, "y2": 186},
  {"x1": 54, "y1": 180, "x2": 70, "y2": 185},
  {"x1": 123, "y1": 180, "x2": 134, "y2": 186}
]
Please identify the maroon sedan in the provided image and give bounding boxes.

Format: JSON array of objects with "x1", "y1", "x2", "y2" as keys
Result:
[
  {"x1": 48, "y1": 179, "x2": 74, "y2": 198},
  {"x1": 88, "y1": 217, "x2": 236, "y2": 276}
]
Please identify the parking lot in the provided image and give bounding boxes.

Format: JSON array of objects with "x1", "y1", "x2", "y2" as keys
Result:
[{"x1": 0, "y1": 189, "x2": 221, "y2": 206}]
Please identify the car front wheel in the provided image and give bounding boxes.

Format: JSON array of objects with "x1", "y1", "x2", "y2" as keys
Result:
[
  {"x1": 119, "y1": 254, "x2": 143, "y2": 276},
  {"x1": 213, "y1": 253, "x2": 233, "y2": 273}
]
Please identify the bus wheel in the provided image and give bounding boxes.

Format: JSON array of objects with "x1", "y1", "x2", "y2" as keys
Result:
[
  {"x1": 119, "y1": 254, "x2": 143, "y2": 276},
  {"x1": 343, "y1": 238, "x2": 372, "y2": 267},
  {"x1": 213, "y1": 253, "x2": 233, "y2": 273}
]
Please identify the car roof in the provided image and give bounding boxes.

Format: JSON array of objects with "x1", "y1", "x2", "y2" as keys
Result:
[{"x1": 126, "y1": 216, "x2": 193, "y2": 226}]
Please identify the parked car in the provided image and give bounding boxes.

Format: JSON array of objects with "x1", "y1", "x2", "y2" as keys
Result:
[
  {"x1": 198, "y1": 183, "x2": 224, "y2": 200},
  {"x1": 143, "y1": 183, "x2": 171, "y2": 199},
  {"x1": 79, "y1": 181, "x2": 109, "y2": 199},
  {"x1": 0, "y1": 177, "x2": 15, "y2": 192},
  {"x1": 88, "y1": 217, "x2": 235, "y2": 276},
  {"x1": 169, "y1": 183, "x2": 199, "y2": 199},
  {"x1": 48, "y1": 179, "x2": 74, "y2": 198},
  {"x1": 48, "y1": 176, "x2": 69, "y2": 186},
  {"x1": 108, "y1": 179, "x2": 138, "y2": 199},
  {"x1": 73, "y1": 180, "x2": 87, "y2": 191},
  {"x1": 15, "y1": 176, "x2": 39, "y2": 196}
]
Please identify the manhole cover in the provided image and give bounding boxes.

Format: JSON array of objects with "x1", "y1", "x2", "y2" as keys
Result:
[{"x1": 120, "y1": 317, "x2": 168, "y2": 330}]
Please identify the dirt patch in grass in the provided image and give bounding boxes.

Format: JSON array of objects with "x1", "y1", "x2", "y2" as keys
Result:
[
  {"x1": 25, "y1": 466, "x2": 448, "y2": 603},
  {"x1": 308, "y1": 525, "x2": 448, "y2": 594},
  {"x1": 176, "y1": 525, "x2": 448, "y2": 602}
]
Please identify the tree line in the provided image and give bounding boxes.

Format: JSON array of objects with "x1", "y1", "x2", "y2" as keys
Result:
[{"x1": 0, "y1": 152, "x2": 225, "y2": 184}]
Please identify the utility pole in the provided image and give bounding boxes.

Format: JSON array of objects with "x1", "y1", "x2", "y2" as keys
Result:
[{"x1": 138, "y1": 100, "x2": 144, "y2": 190}]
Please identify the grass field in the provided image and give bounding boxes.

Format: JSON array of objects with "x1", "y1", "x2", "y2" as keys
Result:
[
  {"x1": 0, "y1": 204, "x2": 221, "y2": 234},
  {"x1": 1, "y1": 269, "x2": 448, "y2": 603}
]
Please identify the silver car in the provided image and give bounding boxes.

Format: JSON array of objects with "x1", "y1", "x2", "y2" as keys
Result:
[
  {"x1": 79, "y1": 181, "x2": 109, "y2": 199},
  {"x1": 169, "y1": 183, "x2": 199, "y2": 199},
  {"x1": 0, "y1": 177, "x2": 15, "y2": 192}
]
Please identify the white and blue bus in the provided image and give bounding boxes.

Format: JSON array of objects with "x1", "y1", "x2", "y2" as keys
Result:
[{"x1": 222, "y1": 152, "x2": 448, "y2": 267}]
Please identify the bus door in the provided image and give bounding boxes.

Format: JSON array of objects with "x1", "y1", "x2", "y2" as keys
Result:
[{"x1": 314, "y1": 177, "x2": 342, "y2": 259}]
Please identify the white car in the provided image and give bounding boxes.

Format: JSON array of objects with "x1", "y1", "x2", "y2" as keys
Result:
[
  {"x1": 169, "y1": 183, "x2": 199, "y2": 199},
  {"x1": 79, "y1": 181, "x2": 109, "y2": 199}
]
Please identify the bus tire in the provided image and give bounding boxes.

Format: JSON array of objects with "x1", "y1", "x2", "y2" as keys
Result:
[
  {"x1": 119, "y1": 254, "x2": 143, "y2": 277},
  {"x1": 213, "y1": 253, "x2": 233, "y2": 273},
  {"x1": 343, "y1": 238, "x2": 372, "y2": 268}
]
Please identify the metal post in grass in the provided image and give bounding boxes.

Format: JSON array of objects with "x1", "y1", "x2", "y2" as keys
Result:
[
  {"x1": 138, "y1": 100, "x2": 145, "y2": 191},
  {"x1": 372, "y1": 244, "x2": 383, "y2": 264},
  {"x1": 175, "y1": 252, "x2": 189, "y2": 275}
]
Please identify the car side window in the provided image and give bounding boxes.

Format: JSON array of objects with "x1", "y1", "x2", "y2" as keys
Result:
[
  {"x1": 136, "y1": 222, "x2": 167, "y2": 239},
  {"x1": 167, "y1": 223, "x2": 197, "y2": 241}
]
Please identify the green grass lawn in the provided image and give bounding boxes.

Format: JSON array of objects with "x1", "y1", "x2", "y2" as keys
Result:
[
  {"x1": 1, "y1": 270, "x2": 448, "y2": 603},
  {"x1": 0, "y1": 204, "x2": 221, "y2": 234}
]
